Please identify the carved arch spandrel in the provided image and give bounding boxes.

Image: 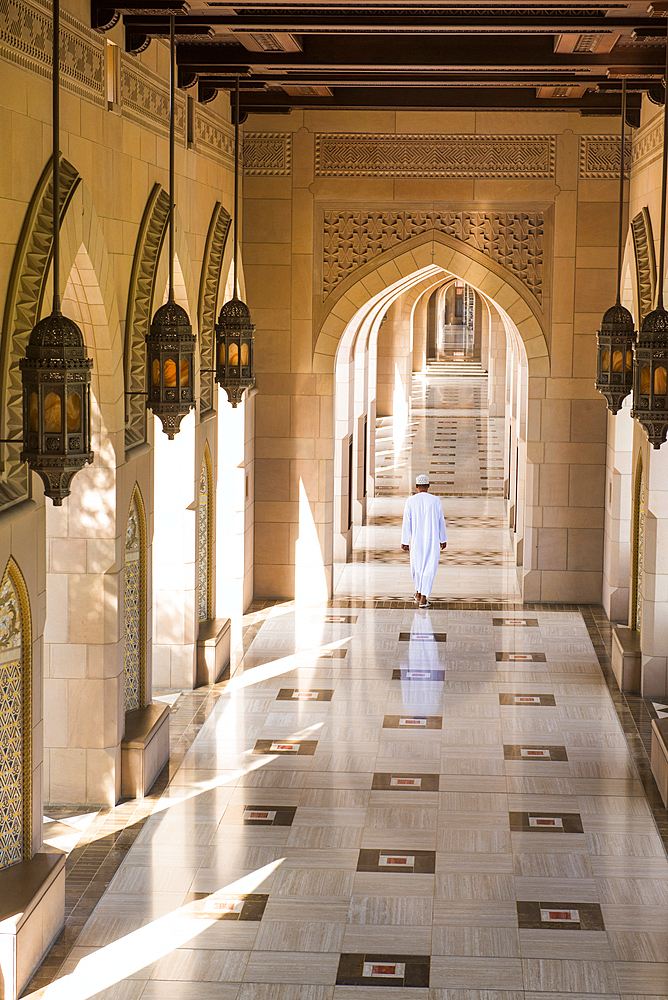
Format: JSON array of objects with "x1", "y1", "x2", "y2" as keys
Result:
[
  {"x1": 631, "y1": 208, "x2": 656, "y2": 323},
  {"x1": 314, "y1": 232, "x2": 549, "y2": 378},
  {"x1": 125, "y1": 184, "x2": 170, "y2": 451},
  {"x1": 198, "y1": 203, "x2": 231, "y2": 416},
  {"x1": 0, "y1": 156, "x2": 81, "y2": 509}
]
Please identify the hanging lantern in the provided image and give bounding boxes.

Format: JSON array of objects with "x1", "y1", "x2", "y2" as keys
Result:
[
  {"x1": 146, "y1": 300, "x2": 196, "y2": 439},
  {"x1": 214, "y1": 77, "x2": 255, "y2": 408},
  {"x1": 215, "y1": 298, "x2": 255, "y2": 406},
  {"x1": 595, "y1": 304, "x2": 636, "y2": 413},
  {"x1": 20, "y1": 311, "x2": 93, "y2": 505},
  {"x1": 631, "y1": 307, "x2": 668, "y2": 448},
  {"x1": 595, "y1": 80, "x2": 637, "y2": 414},
  {"x1": 145, "y1": 14, "x2": 196, "y2": 438},
  {"x1": 18, "y1": 0, "x2": 94, "y2": 505}
]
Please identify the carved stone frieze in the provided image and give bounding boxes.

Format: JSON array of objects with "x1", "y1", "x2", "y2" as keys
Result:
[
  {"x1": 121, "y1": 53, "x2": 186, "y2": 138},
  {"x1": 579, "y1": 135, "x2": 631, "y2": 179},
  {"x1": 0, "y1": 157, "x2": 81, "y2": 509},
  {"x1": 0, "y1": 0, "x2": 105, "y2": 105},
  {"x1": 322, "y1": 210, "x2": 544, "y2": 302},
  {"x1": 125, "y1": 184, "x2": 170, "y2": 450},
  {"x1": 194, "y1": 105, "x2": 234, "y2": 167},
  {"x1": 631, "y1": 207, "x2": 656, "y2": 323},
  {"x1": 631, "y1": 115, "x2": 663, "y2": 173},
  {"x1": 315, "y1": 133, "x2": 555, "y2": 179},
  {"x1": 243, "y1": 132, "x2": 293, "y2": 175},
  {"x1": 198, "y1": 203, "x2": 231, "y2": 415}
]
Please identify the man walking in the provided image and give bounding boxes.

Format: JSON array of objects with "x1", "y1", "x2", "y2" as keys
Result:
[{"x1": 401, "y1": 474, "x2": 447, "y2": 608}]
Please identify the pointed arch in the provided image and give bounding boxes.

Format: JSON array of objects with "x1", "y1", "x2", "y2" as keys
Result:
[
  {"x1": 199, "y1": 204, "x2": 231, "y2": 416},
  {"x1": 0, "y1": 557, "x2": 32, "y2": 866},
  {"x1": 125, "y1": 184, "x2": 170, "y2": 449},
  {"x1": 631, "y1": 208, "x2": 656, "y2": 323},
  {"x1": 124, "y1": 484, "x2": 147, "y2": 711},
  {"x1": 199, "y1": 442, "x2": 214, "y2": 621},
  {"x1": 314, "y1": 233, "x2": 549, "y2": 378},
  {"x1": 0, "y1": 156, "x2": 81, "y2": 508},
  {"x1": 631, "y1": 454, "x2": 645, "y2": 632}
]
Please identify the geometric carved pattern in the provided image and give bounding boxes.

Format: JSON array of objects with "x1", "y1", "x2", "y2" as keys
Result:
[
  {"x1": 124, "y1": 487, "x2": 146, "y2": 712},
  {"x1": 631, "y1": 208, "x2": 656, "y2": 324},
  {"x1": 124, "y1": 185, "x2": 170, "y2": 450},
  {"x1": 0, "y1": 0, "x2": 105, "y2": 106},
  {"x1": 315, "y1": 133, "x2": 556, "y2": 179},
  {"x1": 195, "y1": 105, "x2": 234, "y2": 167},
  {"x1": 0, "y1": 558, "x2": 31, "y2": 868},
  {"x1": 579, "y1": 135, "x2": 631, "y2": 179},
  {"x1": 243, "y1": 132, "x2": 292, "y2": 176},
  {"x1": 323, "y1": 210, "x2": 544, "y2": 302},
  {"x1": 198, "y1": 447, "x2": 212, "y2": 622},
  {"x1": 198, "y1": 204, "x2": 231, "y2": 416},
  {"x1": 121, "y1": 51, "x2": 185, "y2": 139},
  {"x1": 631, "y1": 115, "x2": 663, "y2": 173},
  {"x1": 0, "y1": 157, "x2": 81, "y2": 509}
]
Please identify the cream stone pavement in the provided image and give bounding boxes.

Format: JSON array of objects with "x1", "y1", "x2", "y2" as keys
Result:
[{"x1": 31, "y1": 366, "x2": 668, "y2": 1000}]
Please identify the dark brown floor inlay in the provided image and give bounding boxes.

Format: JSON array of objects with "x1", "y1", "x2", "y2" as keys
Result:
[
  {"x1": 517, "y1": 900, "x2": 605, "y2": 931},
  {"x1": 510, "y1": 811, "x2": 583, "y2": 833},
  {"x1": 493, "y1": 617, "x2": 539, "y2": 627},
  {"x1": 398, "y1": 632, "x2": 447, "y2": 642},
  {"x1": 357, "y1": 849, "x2": 436, "y2": 873},
  {"x1": 336, "y1": 954, "x2": 431, "y2": 987},
  {"x1": 383, "y1": 715, "x2": 443, "y2": 730},
  {"x1": 252, "y1": 739, "x2": 318, "y2": 755},
  {"x1": 321, "y1": 614, "x2": 358, "y2": 623},
  {"x1": 499, "y1": 693, "x2": 556, "y2": 707},
  {"x1": 392, "y1": 668, "x2": 445, "y2": 681},
  {"x1": 239, "y1": 805, "x2": 297, "y2": 826},
  {"x1": 496, "y1": 651, "x2": 547, "y2": 662},
  {"x1": 372, "y1": 772, "x2": 439, "y2": 792},
  {"x1": 185, "y1": 892, "x2": 269, "y2": 921},
  {"x1": 504, "y1": 744, "x2": 568, "y2": 761},
  {"x1": 276, "y1": 688, "x2": 334, "y2": 702},
  {"x1": 317, "y1": 649, "x2": 347, "y2": 659}
]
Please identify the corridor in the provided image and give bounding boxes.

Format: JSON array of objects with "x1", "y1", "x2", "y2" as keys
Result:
[{"x1": 31, "y1": 370, "x2": 668, "y2": 999}]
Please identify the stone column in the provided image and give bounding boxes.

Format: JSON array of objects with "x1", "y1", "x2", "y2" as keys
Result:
[
  {"x1": 602, "y1": 401, "x2": 633, "y2": 623},
  {"x1": 640, "y1": 441, "x2": 668, "y2": 697}
]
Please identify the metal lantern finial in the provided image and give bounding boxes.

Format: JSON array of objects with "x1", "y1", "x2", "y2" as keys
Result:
[
  {"x1": 145, "y1": 15, "x2": 196, "y2": 438},
  {"x1": 19, "y1": 0, "x2": 94, "y2": 505},
  {"x1": 215, "y1": 77, "x2": 255, "y2": 407},
  {"x1": 595, "y1": 79, "x2": 637, "y2": 413},
  {"x1": 631, "y1": 19, "x2": 668, "y2": 448}
]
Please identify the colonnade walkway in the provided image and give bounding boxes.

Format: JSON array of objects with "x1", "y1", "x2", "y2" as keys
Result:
[{"x1": 30, "y1": 367, "x2": 668, "y2": 999}]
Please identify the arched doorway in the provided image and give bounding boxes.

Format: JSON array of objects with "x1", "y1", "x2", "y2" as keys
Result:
[{"x1": 0, "y1": 557, "x2": 32, "y2": 867}]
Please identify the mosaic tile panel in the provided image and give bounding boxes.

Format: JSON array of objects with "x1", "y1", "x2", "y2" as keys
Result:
[
  {"x1": 198, "y1": 457, "x2": 210, "y2": 622},
  {"x1": 124, "y1": 496, "x2": 141, "y2": 712},
  {"x1": 0, "y1": 575, "x2": 23, "y2": 868}
]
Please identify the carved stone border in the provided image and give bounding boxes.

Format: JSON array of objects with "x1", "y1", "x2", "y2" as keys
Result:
[
  {"x1": 198, "y1": 203, "x2": 231, "y2": 416},
  {"x1": 0, "y1": 157, "x2": 80, "y2": 509},
  {"x1": 631, "y1": 207, "x2": 656, "y2": 323},
  {"x1": 124, "y1": 184, "x2": 170, "y2": 451},
  {"x1": 631, "y1": 115, "x2": 663, "y2": 174},
  {"x1": 314, "y1": 133, "x2": 556, "y2": 179},
  {"x1": 194, "y1": 105, "x2": 234, "y2": 168},
  {"x1": 120, "y1": 53, "x2": 185, "y2": 139},
  {"x1": 579, "y1": 135, "x2": 631, "y2": 179},
  {"x1": 243, "y1": 132, "x2": 293, "y2": 176},
  {"x1": 0, "y1": 0, "x2": 105, "y2": 106}
]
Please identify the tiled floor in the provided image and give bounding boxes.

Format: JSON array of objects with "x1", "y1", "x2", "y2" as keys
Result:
[{"x1": 27, "y1": 363, "x2": 668, "y2": 999}]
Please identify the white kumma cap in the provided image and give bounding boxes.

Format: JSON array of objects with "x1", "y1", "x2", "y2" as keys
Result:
[{"x1": 415, "y1": 474, "x2": 430, "y2": 485}]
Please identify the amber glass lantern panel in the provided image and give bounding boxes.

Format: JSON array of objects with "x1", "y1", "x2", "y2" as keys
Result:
[
  {"x1": 601, "y1": 349, "x2": 610, "y2": 372},
  {"x1": 641, "y1": 367, "x2": 651, "y2": 394},
  {"x1": 44, "y1": 392, "x2": 62, "y2": 433},
  {"x1": 655, "y1": 366, "x2": 667, "y2": 395},
  {"x1": 228, "y1": 342, "x2": 239, "y2": 366},
  {"x1": 67, "y1": 392, "x2": 81, "y2": 432},
  {"x1": 180, "y1": 358, "x2": 190, "y2": 387}
]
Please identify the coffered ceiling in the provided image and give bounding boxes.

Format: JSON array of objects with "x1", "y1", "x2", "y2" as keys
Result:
[{"x1": 92, "y1": 1, "x2": 668, "y2": 120}]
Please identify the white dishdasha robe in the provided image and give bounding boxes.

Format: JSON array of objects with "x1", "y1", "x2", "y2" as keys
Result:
[{"x1": 401, "y1": 491, "x2": 447, "y2": 597}]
